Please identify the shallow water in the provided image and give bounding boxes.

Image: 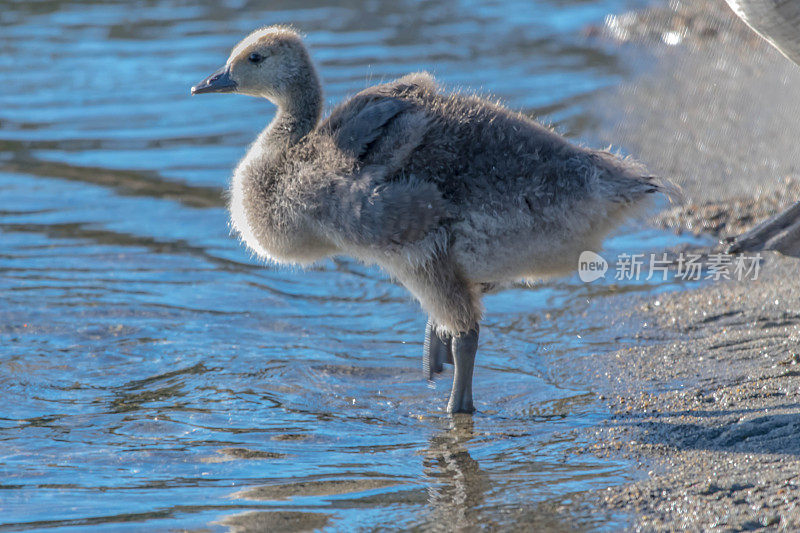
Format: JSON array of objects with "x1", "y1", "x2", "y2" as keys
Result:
[{"x1": 1, "y1": 0, "x2": 708, "y2": 530}]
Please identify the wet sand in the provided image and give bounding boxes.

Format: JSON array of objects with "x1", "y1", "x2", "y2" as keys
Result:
[{"x1": 580, "y1": 0, "x2": 800, "y2": 529}]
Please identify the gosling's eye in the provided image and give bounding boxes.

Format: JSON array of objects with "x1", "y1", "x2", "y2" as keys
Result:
[{"x1": 248, "y1": 52, "x2": 264, "y2": 64}]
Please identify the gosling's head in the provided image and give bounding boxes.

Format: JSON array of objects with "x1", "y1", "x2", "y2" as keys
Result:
[{"x1": 191, "y1": 26, "x2": 315, "y2": 104}]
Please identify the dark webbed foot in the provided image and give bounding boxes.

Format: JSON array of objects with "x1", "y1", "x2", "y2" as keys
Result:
[
  {"x1": 424, "y1": 318, "x2": 452, "y2": 380},
  {"x1": 447, "y1": 325, "x2": 479, "y2": 414}
]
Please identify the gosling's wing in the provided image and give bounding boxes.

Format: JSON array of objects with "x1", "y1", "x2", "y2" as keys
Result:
[
  {"x1": 314, "y1": 73, "x2": 447, "y2": 247},
  {"x1": 321, "y1": 72, "x2": 437, "y2": 161},
  {"x1": 726, "y1": 0, "x2": 800, "y2": 65},
  {"x1": 329, "y1": 98, "x2": 412, "y2": 158},
  {"x1": 319, "y1": 166, "x2": 452, "y2": 247}
]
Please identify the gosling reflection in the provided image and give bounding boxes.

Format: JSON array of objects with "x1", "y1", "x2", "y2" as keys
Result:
[{"x1": 423, "y1": 415, "x2": 490, "y2": 528}]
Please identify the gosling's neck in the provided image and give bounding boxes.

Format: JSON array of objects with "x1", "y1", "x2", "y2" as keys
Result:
[{"x1": 265, "y1": 67, "x2": 323, "y2": 147}]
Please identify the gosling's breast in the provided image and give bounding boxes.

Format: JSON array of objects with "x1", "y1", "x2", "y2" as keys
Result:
[
  {"x1": 229, "y1": 145, "x2": 270, "y2": 258},
  {"x1": 228, "y1": 151, "x2": 335, "y2": 265}
]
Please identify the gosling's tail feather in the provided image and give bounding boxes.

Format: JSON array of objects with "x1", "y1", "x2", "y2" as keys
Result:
[
  {"x1": 642, "y1": 175, "x2": 684, "y2": 205},
  {"x1": 603, "y1": 174, "x2": 683, "y2": 207},
  {"x1": 592, "y1": 151, "x2": 682, "y2": 205}
]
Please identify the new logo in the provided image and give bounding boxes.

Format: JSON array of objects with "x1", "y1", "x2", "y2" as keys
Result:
[{"x1": 578, "y1": 251, "x2": 608, "y2": 283}]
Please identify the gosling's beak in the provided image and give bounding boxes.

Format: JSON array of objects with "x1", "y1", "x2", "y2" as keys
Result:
[{"x1": 191, "y1": 66, "x2": 237, "y2": 95}]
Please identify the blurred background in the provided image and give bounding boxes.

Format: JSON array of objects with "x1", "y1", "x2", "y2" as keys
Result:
[{"x1": 0, "y1": 0, "x2": 721, "y2": 530}]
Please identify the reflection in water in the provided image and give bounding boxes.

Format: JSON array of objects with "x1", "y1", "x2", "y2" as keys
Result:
[
  {"x1": 0, "y1": 0, "x2": 708, "y2": 530},
  {"x1": 218, "y1": 510, "x2": 330, "y2": 533},
  {"x1": 2, "y1": 152, "x2": 224, "y2": 209},
  {"x1": 424, "y1": 416, "x2": 489, "y2": 529}
]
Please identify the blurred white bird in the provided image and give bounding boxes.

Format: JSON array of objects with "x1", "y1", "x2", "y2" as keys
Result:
[{"x1": 724, "y1": 0, "x2": 800, "y2": 257}]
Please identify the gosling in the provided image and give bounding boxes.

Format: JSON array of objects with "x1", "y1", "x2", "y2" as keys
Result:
[{"x1": 191, "y1": 26, "x2": 679, "y2": 413}]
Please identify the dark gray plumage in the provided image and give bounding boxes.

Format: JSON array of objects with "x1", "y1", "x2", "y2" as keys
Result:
[{"x1": 192, "y1": 26, "x2": 679, "y2": 413}]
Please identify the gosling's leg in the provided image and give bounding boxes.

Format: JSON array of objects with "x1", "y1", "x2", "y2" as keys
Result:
[
  {"x1": 424, "y1": 318, "x2": 453, "y2": 379},
  {"x1": 394, "y1": 253, "x2": 480, "y2": 413},
  {"x1": 447, "y1": 325, "x2": 479, "y2": 414}
]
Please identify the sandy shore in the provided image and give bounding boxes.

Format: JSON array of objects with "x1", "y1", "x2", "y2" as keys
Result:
[{"x1": 573, "y1": 0, "x2": 800, "y2": 530}]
